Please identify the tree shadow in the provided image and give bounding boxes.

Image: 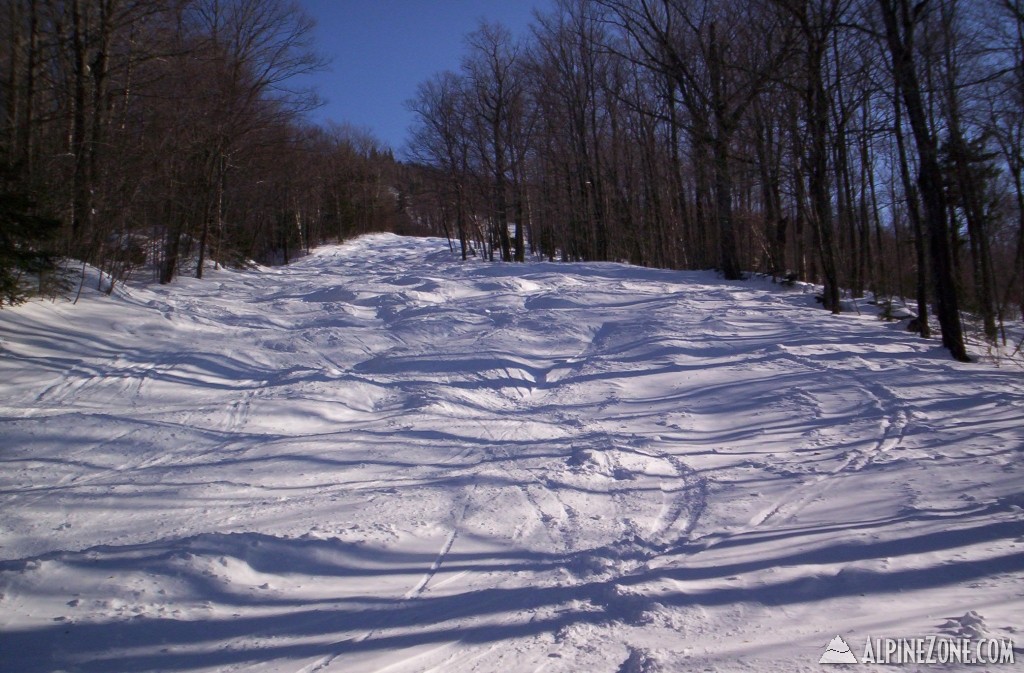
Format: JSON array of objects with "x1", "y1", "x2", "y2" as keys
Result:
[{"x1": 2, "y1": 501, "x2": 1021, "y2": 673}]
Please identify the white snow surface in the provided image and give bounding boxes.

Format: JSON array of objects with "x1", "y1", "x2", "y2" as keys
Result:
[{"x1": 1, "y1": 234, "x2": 1022, "y2": 673}]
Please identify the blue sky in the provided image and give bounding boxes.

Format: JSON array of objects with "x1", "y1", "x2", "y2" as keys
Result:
[{"x1": 294, "y1": 1, "x2": 552, "y2": 155}]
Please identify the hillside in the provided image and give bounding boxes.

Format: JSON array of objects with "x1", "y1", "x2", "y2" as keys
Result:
[{"x1": 1, "y1": 234, "x2": 1021, "y2": 672}]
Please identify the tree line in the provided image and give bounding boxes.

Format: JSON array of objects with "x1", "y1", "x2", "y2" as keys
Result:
[
  {"x1": 1, "y1": 0, "x2": 411, "y2": 304},
  {"x1": 405, "y1": 0, "x2": 1024, "y2": 361}
]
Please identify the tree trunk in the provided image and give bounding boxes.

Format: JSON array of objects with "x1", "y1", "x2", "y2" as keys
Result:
[
  {"x1": 709, "y1": 23, "x2": 742, "y2": 280},
  {"x1": 893, "y1": 87, "x2": 930, "y2": 337},
  {"x1": 880, "y1": 0, "x2": 968, "y2": 361},
  {"x1": 807, "y1": 40, "x2": 841, "y2": 312},
  {"x1": 70, "y1": 0, "x2": 92, "y2": 254}
]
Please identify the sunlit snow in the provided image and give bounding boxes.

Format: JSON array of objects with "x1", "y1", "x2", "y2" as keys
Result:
[{"x1": 1, "y1": 234, "x2": 1021, "y2": 672}]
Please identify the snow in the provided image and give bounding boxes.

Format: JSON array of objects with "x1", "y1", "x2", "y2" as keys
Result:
[{"x1": 1, "y1": 233, "x2": 1022, "y2": 673}]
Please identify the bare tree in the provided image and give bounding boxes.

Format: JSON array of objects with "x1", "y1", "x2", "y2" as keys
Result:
[
  {"x1": 600, "y1": 0, "x2": 795, "y2": 279},
  {"x1": 462, "y1": 21, "x2": 528, "y2": 262},
  {"x1": 878, "y1": 0, "x2": 969, "y2": 361},
  {"x1": 407, "y1": 71, "x2": 475, "y2": 259}
]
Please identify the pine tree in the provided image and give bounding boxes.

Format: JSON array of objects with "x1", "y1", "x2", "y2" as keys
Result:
[{"x1": 0, "y1": 160, "x2": 61, "y2": 306}]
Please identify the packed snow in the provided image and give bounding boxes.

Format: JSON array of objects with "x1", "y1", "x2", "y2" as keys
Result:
[{"x1": 1, "y1": 234, "x2": 1021, "y2": 672}]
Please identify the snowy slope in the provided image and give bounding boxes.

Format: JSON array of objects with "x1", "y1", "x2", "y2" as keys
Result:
[{"x1": 1, "y1": 234, "x2": 1021, "y2": 673}]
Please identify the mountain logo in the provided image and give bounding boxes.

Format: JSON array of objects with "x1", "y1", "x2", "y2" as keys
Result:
[{"x1": 819, "y1": 635, "x2": 858, "y2": 664}]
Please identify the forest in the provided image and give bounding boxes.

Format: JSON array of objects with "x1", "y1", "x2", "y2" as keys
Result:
[
  {"x1": 406, "y1": 0, "x2": 1024, "y2": 361},
  {"x1": 1, "y1": 0, "x2": 413, "y2": 301},
  {"x1": 3, "y1": 0, "x2": 1024, "y2": 362}
]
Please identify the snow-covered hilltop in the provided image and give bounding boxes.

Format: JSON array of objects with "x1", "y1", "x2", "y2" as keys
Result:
[{"x1": 1, "y1": 234, "x2": 1021, "y2": 672}]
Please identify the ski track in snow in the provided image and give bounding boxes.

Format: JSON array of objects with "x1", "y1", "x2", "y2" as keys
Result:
[{"x1": 1, "y1": 234, "x2": 1023, "y2": 673}]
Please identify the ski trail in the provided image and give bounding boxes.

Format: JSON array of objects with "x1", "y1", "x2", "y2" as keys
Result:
[
  {"x1": 6, "y1": 236, "x2": 1023, "y2": 673},
  {"x1": 646, "y1": 453, "x2": 708, "y2": 547},
  {"x1": 744, "y1": 407, "x2": 907, "y2": 531},
  {"x1": 405, "y1": 527, "x2": 459, "y2": 599},
  {"x1": 298, "y1": 489, "x2": 477, "y2": 673},
  {"x1": 738, "y1": 350, "x2": 915, "y2": 529},
  {"x1": 848, "y1": 381, "x2": 910, "y2": 470}
]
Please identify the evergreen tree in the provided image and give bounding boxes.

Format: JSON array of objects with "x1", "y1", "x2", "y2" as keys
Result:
[{"x1": 0, "y1": 161, "x2": 61, "y2": 306}]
